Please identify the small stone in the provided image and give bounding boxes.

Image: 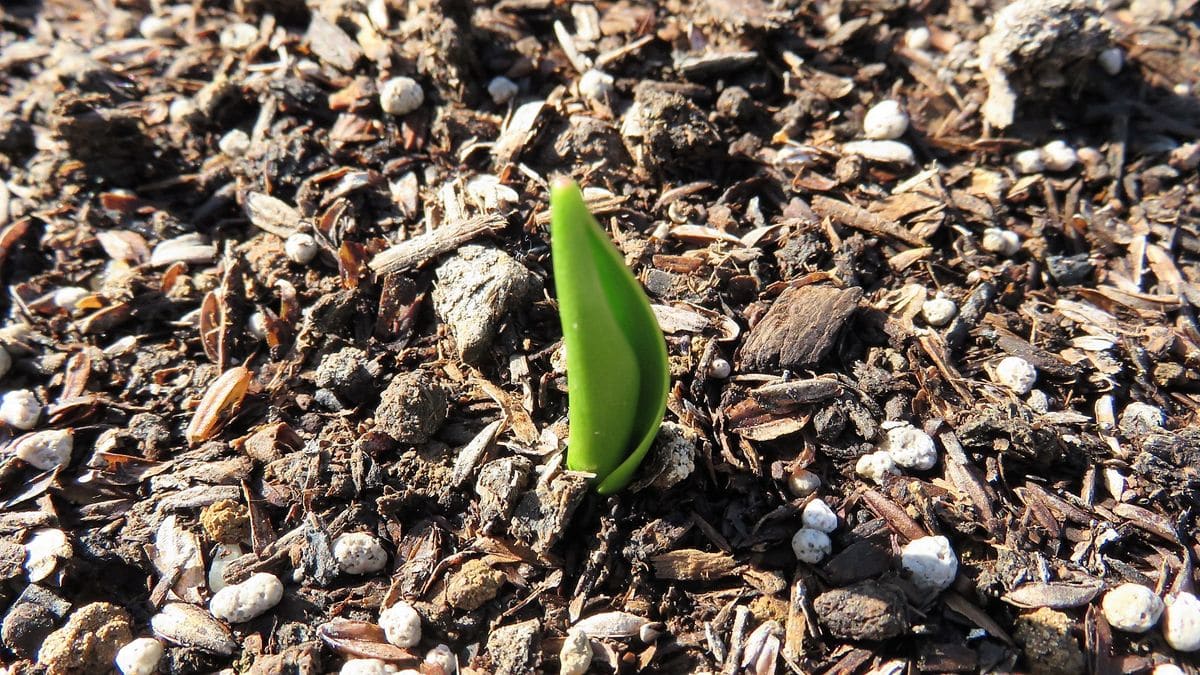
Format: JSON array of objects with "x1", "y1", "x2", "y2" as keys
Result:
[
  {"x1": 115, "y1": 637, "x2": 164, "y2": 675},
  {"x1": 379, "y1": 602, "x2": 421, "y2": 648},
  {"x1": 487, "y1": 76, "x2": 519, "y2": 105},
  {"x1": 880, "y1": 422, "x2": 938, "y2": 470},
  {"x1": 200, "y1": 499, "x2": 249, "y2": 545},
  {"x1": 904, "y1": 26, "x2": 931, "y2": 50},
  {"x1": 332, "y1": 533, "x2": 389, "y2": 575},
  {"x1": 1014, "y1": 148, "x2": 1045, "y2": 174},
  {"x1": 1, "y1": 389, "x2": 41, "y2": 430},
  {"x1": 139, "y1": 15, "x2": 174, "y2": 39},
  {"x1": 218, "y1": 129, "x2": 250, "y2": 157},
  {"x1": 842, "y1": 139, "x2": 915, "y2": 164},
  {"x1": 994, "y1": 356, "x2": 1038, "y2": 395},
  {"x1": 863, "y1": 100, "x2": 909, "y2": 140},
  {"x1": 1102, "y1": 583, "x2": 1163, "y2": 633},
  {"x1": 510, "y1": 473, "x2": 590, "y2": 553},
  {"x1": 208, "y1": 544, "x2": 242, "y2": 594},
  {"x1": 787, "y1": 467, "x2": 821, "y2": 497},
  {"x1": 791, "y1": 528, "x2": 832, "y2": 563},
  {"x1": 900, "y1": 535, "x2": 958, "y2": 592},
  {"x1": 12, "y1": 429, "x2": 73, "y2": 471},
  {"x1": 247, "y1": 311, "x2": 268, "y2": 340},
  {"x1": 813, "y1": 581, "x2": 909, "y2": 640},
  {"x1": 802, "y1": 499, "x2": 838, "y2": 533},
  {"x1": 209, "y1": 573, "x2": 284, "y2": 623},
  {"x1": 578, "y1": 69, "x2": 614, "y2": 100},
  {"x1": 643, "y1": 421, "x2": 697, "y2": 490},
  {"x1": 559, "y1": 629, "x2": 591, "y2": 675},
  {"x1": 379, "y1": 77, "x2": 424, "y2": 115},
  {"x1": 1098, "y1": 47, "x2": 1123, "y2": 75},
  {"x1": 855, "y1": 451, "x2": 898, "y2": 485},
  {"x1": 1119, "y1": 402, "x2": 1165, "y2": 432},
  {"x1": 374, "y1": 370, "x2": 449, "y2": 444},
  {"x1": 1027, "y1": 389, "x2": 1051, "y2": 414},
  {"x1": 1014, "y1": 608, "x2": 1085, "y2": 675},
  {"x1": 1041, "y1": 140, "x2": 1078, "y2": 171},
  {"x1": 445, "y1": 559, "x2": 506, "y2": 610},
  {"x1": 707, "y1": 357, "x2": 732, "y2": 379},
  {"x1": 922, "y1": 297, "x2": 957, "y2": 327},
  {"x1": 39, "y1": 602, "x2": 133, "y2": 675},
  {"x1": 1163, "y1": 591, "x2": 1200, "y2": 652},
  {"x1": 315, "y1": 346, "x2": 383, "y2": 405},
  {"x1": 285, "y1": 233, "x2": 318, "y2": 264},
  {"x1": 981, "y1": 228, "x2": 1021, "y2": 256},
  {"x1": 1046, "y1": 254, "x2": 1093, "y2": 285},
  {"x1": 486, "y1": 618, "x2": 541, "y2": 675},
  {"x1": 23, "y1": 528, "x2": 71, "y2": 583}
]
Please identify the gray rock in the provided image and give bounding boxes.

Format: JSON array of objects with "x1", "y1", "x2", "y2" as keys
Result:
[
  {"x1": 486, "y1": 618, "x2": 541, "y2": 675},
  {"x1": 432, "y1": 245, "x2": 539, "y2": 362},
  {"x1": 475, "y1": 457, "x2": 532, "y2": 534}
]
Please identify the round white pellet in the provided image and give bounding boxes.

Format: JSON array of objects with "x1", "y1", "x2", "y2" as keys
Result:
[
  {"x1": 169, "y1": 97, "x2": 197, "y2": 124},
  {"x1": 842, "y1": 140, "x2": 915, "y2": 164},
  {"x1": 994, "y1": 356, "x2": 1038, "y2": 395},
  {"x1": 578, "y1": 69, "x2": 614, "y2": 101},
  {"x1": 1153, "y1": 666, "x2": 1185, "y2": 675},
  {"x1": 333, "y1": 532, "x2": 388, "y2": 575},
  {"x1": 53, "y1": 286, "x2": 89, "y2": 311},
  {"x1": 487, "y1": 76, "x2": 519, "y2": 105},
  {"x1": 787, "y1": 468, "x2": 821, "y2": 498},
  {"x1": 1042, "y1": 140, "x2": 1078, "y2": 172},
  {"x1": 881, "y1": 423, "x2": 938, "y2": 470},
  {"x1": 1013, "y1": 149, "x2": 1045, "y2": 174},
  {"x1": 423, "y1": 644, "x2": 456, "y2": 674},
  {"x1": 707, "y1": 357, "x2": 731, "y2": 379},
  {"x1": 139, "y1": 15, "x2": 174, "y2": 40},
  {"x1": 559, "y1": 629, "x2": 592, "y2": 675},
  {"x1": 1163, "y1": 592, "x2": 1200, "y2": 651},
  {"x1": 855, "y1": 451, "x2": 898, "y2": 485},
  {"x1": 1098, "y1": 47, "x2": 1123, "y2": 76},
  {"x1": 863, "y1": 100, "x2": 909, "y2": 140},
  {"x1": 922, "y1": 296, "x2": 957, "y2": 327},
  {"x1": 791, "y1": 528, "x2": 832, "y2": 563},
  {"x1": 219, "y1": 129, "x2": 251, "y2": 158},
  {"x1": 220, "y1": 22, "x2": 259, "y2": 51},
  {"x1": 13, "y1": 429, "x2": 73, "y2": 471},
  {"x1": 247, "y1": 312, "x2": 268, "y2": 341},
  {"x1": 904, "y1": 27, "x2": 931, "y2": 50},
  {"x1": 0, "y1": 389, "x2": 41, "y2": 430},
  {"x1": 981, "y1": 228, "x2": 1021, "y2": 256},
  {"x1": 209, "y1": 572, "x2": 284, "y2": 623},
  {"x1": 379, "y1": 77, "x2": 424, "y2": 116},
  {"x1": 340, "y1": 658, "x2": 396, "y2": 675},
  {"x1": 379, "y1": 601, "x2": 421, "y2": 648},
  {"x1": 801, "y1": 499, "x2": 838, "y2": 533},
  {"x1": 115, "y1": 637, "x2": 164, "y2": 675},
  {"x1": 900, "y1": 535, "x2": 958, "y2": 591},
  {"x1": 1102, "y1": 583, "x2": 1163, "y2": 633},
  {"x1": 285, "y1": 233, "x2": 318, "y2": 265}
]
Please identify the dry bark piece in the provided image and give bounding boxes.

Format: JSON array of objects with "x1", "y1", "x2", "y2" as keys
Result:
[
  {"x1": 651, "y1": 549, "x2": 742, "y2": 581},
  {"x1": 431, "y1": 244, "x2": 540, "y2": 362},
  {"x1": 306, "y1": 13, "x2": 363, "y2": 72},
  {"x1": 739, "y1": 285, "x2": 862, "y2": 372},
  {"x1": 368, "y1": 214, "x2": 506, "y2": 275},
  {"x1": 317, "y1": 619, "x2": 420, "y2": 663},
  {"x1": 475, "y1": 456, "x2": 531, "y2": 533},
  {"x1": 1004, "y1": 579, "x2": 1104, "y2": 609},
  {"x1": 813, "y1": 581, "x2": 909, "y2": 641},
  {"x1": 2, "y1": 585, "x2": 71, "y2": 658},
  {"x1": 509, "y1": 473, "x2": 589, "y2": 553},
  {"x1": 374, "y1": 370, "x2": 449, "y2": 445},
  {"x1": 151, "y1": 603, "x2": 236, "y2": 655},
  {"x1": 186, "y1": 367, "x2": 252, "y2": 446}
]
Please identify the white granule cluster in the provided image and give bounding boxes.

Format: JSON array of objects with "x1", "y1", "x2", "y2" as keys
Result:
[
  {"x1": 379, "y1": 601, "x2": 422, "y2": 648},
  {"x1": 863, "y1": 100, "x2": 909, "y2": 140},
  {"x1": 855, "y1": 451, "x2": 898, "y2": 485},
  {"x1": 209, "y1": 572, "x2": 284, "y2": 623},
  {"x1": 880, "y1": 422, "x2": 938, "y2": 470},
  {"x1": 900, "y1": 535, "x2": 958, "y2": 592},
  {"x1": 1, "y1": 390, "x2": 41, "y2": 429},
  {"x1": 790, "y1": 528, "x2": 832, "y2": 563},
  {"x1": 801, "y1": 499, "x2": 838, "y2": 533},
  {"x1": 1164, "y1": 591, "x2": 1200, "y2": 652},
  {"x1": 115, "y1": 637, "x2": 164, "y2": 675},
  {"x1": 994, "y1": 356, "x2": 1038, "y2": 395},
  {"x1": 379, "y1": 77, "x2": 424, "y2": 115},
  {"x1": 333, "y1": 532, "x2": 389, "y2": 575}
]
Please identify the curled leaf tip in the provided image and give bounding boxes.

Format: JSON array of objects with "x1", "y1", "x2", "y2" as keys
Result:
[{"x1": 550, "y1": 180, "x2": 669, "y2": 494}]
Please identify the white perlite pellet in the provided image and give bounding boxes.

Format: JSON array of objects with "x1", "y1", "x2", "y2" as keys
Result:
[
  {"x1": 1102, "y1": 583, "x2": 1163, "y2": 633},
  {"x1": 209, "y1": 572, "x2": 283, "y2": 623},
  {"x1": 53, "y1": 286, "x2": 89, "y2": 311},
  {"x1": 379, "y1": 77, "x2": 424, "y2": 115},
  {"x1": 981, "y1": 228, "x2": 1021, "y2": 256},
  {"x1": 333, "y1": 532, "x2": 388, "y2": 575},
  {"x1": 578, "y1": 69, "x2": 614, "y2": 100},
  {"x1": 801, "y1": 499, "x2": 838, "y2": 533},
  {"x1": 922, "y1": 296, "x2": 957, "y2": 327},
  {"x1": 0, "y1": 389, "x2": 41, "y2": 429},
  {"x1": 285, "y1": 233, "x2": 318, "y2": 264},
  {"x1": 1041, "y1": 140, "x2": 1078, "y2": 172},
  {"x1": 1098, "y1": 47, "x2": 1123, "y2": 75},
  {"x1": 1163, "y1": 592, "x2": 1200, "y2": 651},
  {"x1": 1120, "y1": 402, "x2": 1165, "y2": 430},
  {"x1": 880, "y1": 422, "x2": 938, "y2": 470},
  {"x1": 340, "y1": 658, "x2": 397, "y2": 675},
  {"x1": 115, "y1": 638, "x2": 164, "y2": 675},
  {"x1": 855, "y1": 451, "x2": 898, "y2": 485},
  {"x1": 487, "y1": 76, "x2": 519, "y2": 105},
  {"x1": 863, "y1": 100, "x2": 909, "y2": 140},
  {"x1": 994, "y1": 356, "x2": 1038, "y2": 395},
  {"x1": 379, "y1": 601, "x2": 421, "y2": 648},
  {"x1": 842, "y1": 140, "x2": 915, "y2": 164},
  {"x1": 12, "y1": 429, "x2": 73, "y2": 471},
  {"x1": 1014, "y1": 149, "x2": 1045, "y2": 174},
  {"x1": 559, "y1": 629, "x2": 592, "y2": 675},
  {"x1": 900, "y1": 535, "x2": 958, "y2": 592},
  {"x1": 219, "y1": 129, "x2": 251, "y2": 158},
  {"x1": 791, "y1": 528, "x2": 832, "y2": 563}
]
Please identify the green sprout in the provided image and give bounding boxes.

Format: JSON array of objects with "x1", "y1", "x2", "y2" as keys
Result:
[{"x1": 550, "y1": 178, "x2": 669, "y2": 494}]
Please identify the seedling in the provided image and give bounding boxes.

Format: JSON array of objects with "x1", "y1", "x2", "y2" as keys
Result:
[{"x1": 549, "y1": 178, "x2": 669, "y2": 494}]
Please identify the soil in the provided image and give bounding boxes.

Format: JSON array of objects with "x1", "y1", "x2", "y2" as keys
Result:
[{"x1": 1, "y1": 0, "x2": 1200, "y2": 673}]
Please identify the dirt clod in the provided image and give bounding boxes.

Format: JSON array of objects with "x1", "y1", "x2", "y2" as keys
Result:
[
  {"x1": 374, "y1": 370, "x2": 449, "y2": 445},
  {"x1": 445, "y1": 559, "x2": 507, "y2": 611},
  {"x1": 813, "y1": 581, "x2": 909, "y2": 641},
  {"x1": 37, "y1": 602, "x2": 133, "y2": 675},
  {"x1": 1014, "y1": 608, "x2": 1085, "y2": 675}
]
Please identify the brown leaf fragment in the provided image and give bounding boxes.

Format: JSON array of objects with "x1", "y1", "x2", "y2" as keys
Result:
[
  {"x1": 739, "y1": 285, "x2": 862, "y2": 372},
  {"x1": 1003, "y1": 579, "x2": 1104, "y2": 609},
  {"x1": 186, "y1": 367, "x2": 251, "y2": 446},
  {"x1": 305, "y1": 13, "x2": 363, "y2": 72},
  {"x1": 943, "y1": 592, "x2": 1015, "y2": 646},
  {"x1": 810, "y1": 195, "x2": 926, "y2": 246},
  {"x1": 860, "y1": 488, "x2": 926, "y2": 542},
  {"x1": 650, "y1": 549, "x2": 742, "y2": 581},
  {"x1": 77, "y1": 302, "x2": 132, "y2": 335},
  {"x1": 317, "y1": 619, "x2": 420, "y2": 663},
  {"x1": 1113, "y1": 503, "x2": 1180, "y2": 544},
  {"x1": 749, "y1": 378, "x2": 841, "y2": 410}
]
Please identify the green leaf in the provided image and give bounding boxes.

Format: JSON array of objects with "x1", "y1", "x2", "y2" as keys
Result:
[{"x1": 550, "y1": 178, "x2": 669, "y2": 494}]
